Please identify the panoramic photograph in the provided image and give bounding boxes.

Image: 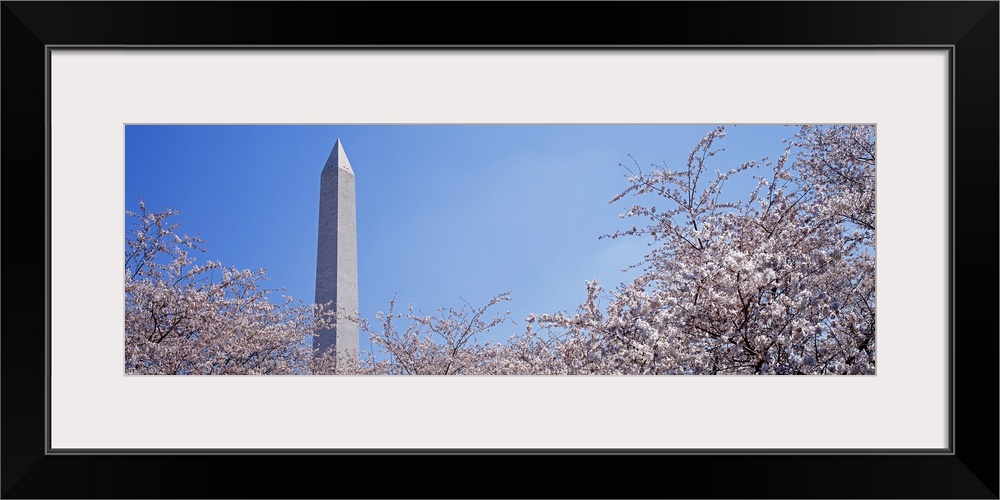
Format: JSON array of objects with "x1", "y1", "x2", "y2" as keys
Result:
[{"x1": 125, "y1": 124, "x2": 875, "y2": 375}]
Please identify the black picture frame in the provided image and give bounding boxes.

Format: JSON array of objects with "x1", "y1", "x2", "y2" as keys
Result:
[{"x1": 3, "y1": 2, "x2": 996, "y2": 498}]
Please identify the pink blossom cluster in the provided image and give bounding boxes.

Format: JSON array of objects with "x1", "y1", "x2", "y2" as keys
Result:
[{"x1": 125, "y1": 201, "x2": 337, "y2": 374}]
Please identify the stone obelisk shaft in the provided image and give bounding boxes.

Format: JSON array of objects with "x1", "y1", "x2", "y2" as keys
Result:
[{"x1": 314, "y1": 138, "x2": 359, "y2": 368}]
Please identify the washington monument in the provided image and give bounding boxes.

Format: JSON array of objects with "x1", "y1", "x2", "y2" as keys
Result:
[{"x1": 313, "y1": 138, "x2": 359, "y2": 367}]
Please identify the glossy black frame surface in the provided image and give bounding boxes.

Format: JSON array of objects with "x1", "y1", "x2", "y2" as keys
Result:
[{"x1": 3, "y1": 2, "x2": 997, "y2": 498}]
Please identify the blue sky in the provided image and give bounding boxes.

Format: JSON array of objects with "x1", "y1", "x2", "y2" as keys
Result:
[{"x1": 125, "y1": 124, "x2": 799, "y2": 347}]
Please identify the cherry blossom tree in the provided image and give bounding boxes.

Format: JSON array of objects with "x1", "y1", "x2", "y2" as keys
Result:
[
  {"x1": 352, "y1": 293, "x2": 514, "y2": 375},
  {"x1": 527, "y1": 125, "x2": 876, "y2": 374},
  {"x1": 124, "y1": 200, "x2": 338, "y2": 374}
]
